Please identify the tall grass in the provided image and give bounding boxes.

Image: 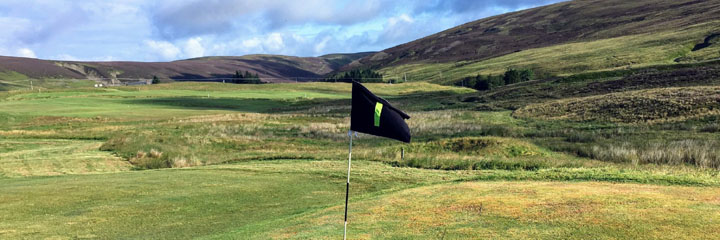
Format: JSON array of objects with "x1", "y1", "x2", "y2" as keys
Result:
[{"x1": 591, "y1": 140, "x2": 720, "y2": 169}]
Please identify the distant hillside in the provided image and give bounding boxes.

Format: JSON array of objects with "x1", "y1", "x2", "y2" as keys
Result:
[
  {"x1": 456, "y1": 59, "x2": 720, "y2": 109},
  {"x1": 348, "y1": 0, "x2": 720, "y2": 83},
  {"x1": 0, "y1": 52, "x2": 374, "y2": 86}
]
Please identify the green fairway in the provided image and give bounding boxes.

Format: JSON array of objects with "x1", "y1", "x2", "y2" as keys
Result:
[{"x1": 0, "y1": 82, "x2": 472, "y2": 119}]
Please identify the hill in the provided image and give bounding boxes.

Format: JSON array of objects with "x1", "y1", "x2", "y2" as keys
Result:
[
  {"x1": 347, "y1": 0, "x2": 720, "y2": 83},
  {"x1": 0, "y1": 52, "x2": 374, "y2": 87}
]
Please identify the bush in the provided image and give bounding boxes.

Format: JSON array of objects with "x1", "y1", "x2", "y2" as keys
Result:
[{"x1": 130, "y1": 149, "x2": 170, "y2": 169}]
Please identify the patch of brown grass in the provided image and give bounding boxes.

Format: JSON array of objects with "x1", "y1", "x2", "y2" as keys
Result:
[
  {"x1": 514, "y1": 86, "x2": 720, "y2": 123},
  {"x1": 591, "y1": 140, "x2": 720, "y2": 169}
]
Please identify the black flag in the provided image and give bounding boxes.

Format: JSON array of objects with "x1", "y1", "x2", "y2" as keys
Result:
[{"x1": 350, "y1": 81, "x2": 411, "y2": 143}]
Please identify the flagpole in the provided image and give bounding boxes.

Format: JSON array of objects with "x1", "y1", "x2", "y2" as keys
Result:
[{"x1": 343, "y1": 130, "x2": 353, "y2": 240}]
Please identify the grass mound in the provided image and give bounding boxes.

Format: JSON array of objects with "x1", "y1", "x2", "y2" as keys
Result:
[
  {"x1": 388, "y1": 137, "x2": 558, "y2": 171},
  {"x1": 434, "y1": 137, "x2": 545, "y2": 157},
  {"x1": 513, "y1": 86, "x2": 720, "y2": 123}
]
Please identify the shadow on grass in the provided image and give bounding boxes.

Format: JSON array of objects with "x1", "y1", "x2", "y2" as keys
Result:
[
  {"x1": 124, "y1": 97, "x2": 291, "y2": 113},
  {"x1": 124, "y1": 97, "x2": 348, "y2": 113}
]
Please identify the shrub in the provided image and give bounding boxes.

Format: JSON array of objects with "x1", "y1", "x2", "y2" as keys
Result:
[{"x1": 130, "y1": 149, "x2": 170, "y2": 169}]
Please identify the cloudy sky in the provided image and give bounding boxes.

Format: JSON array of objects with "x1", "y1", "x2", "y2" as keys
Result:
[{"x1": 0, "y1": 0, "x2": 563, "y2": 62}]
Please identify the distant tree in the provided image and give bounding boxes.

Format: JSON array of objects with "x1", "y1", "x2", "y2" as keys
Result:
[
  {"x1": 152, "y1": 75, "x2": 160, "y2": 84},
  {"x1": 325, "y1": 69, "x2": 384, "y2": 83},
  {"x1": 488, "y1": 75, "x2": 504, "y2": 88},
  {"x1": 474, "y1": 78, "x2": 490, "y2": 91},
  {"x1": 503, "y1": 68, "x2": 533, "y2": 85},
  {"x1": 230, "y1": 70, "x2": 262, "y2": 84},
  {"x1": 504, "y1": 69, "x2": 522, "y2": 85},
  {"x1": 454, "y1": 71, "x2": 532, "y2": 91},
  {"x1": 519, "y1": 69, "x2": 534, "y2": 82}
]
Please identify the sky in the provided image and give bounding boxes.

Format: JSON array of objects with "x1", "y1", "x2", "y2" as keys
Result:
[{"x1": 0, "y1": 0, "x2": 564, "y2": 62}]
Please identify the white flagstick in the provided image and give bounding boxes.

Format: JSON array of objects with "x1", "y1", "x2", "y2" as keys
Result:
[{"x1": 343, "y1": 130, "x2": 353, "y2": 240}]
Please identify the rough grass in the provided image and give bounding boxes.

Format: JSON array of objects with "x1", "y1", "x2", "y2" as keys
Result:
[
  {"x1": 513, "y1": 86, "x2": 720, "y2": 123},
  {"x1": 590, "y1": 140, "x2": 720, "y2": 169}
]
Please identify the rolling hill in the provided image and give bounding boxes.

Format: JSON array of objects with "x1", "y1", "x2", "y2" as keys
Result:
[
  {"x1": 0, "y1": 52, "x2": 374, "y2": 86},
  {"x1": 4, "y1": 0, "x2": 720, "y2": 87},
  {"x1": 349, "y1": 0, "x2": 720, "y2": 82}
]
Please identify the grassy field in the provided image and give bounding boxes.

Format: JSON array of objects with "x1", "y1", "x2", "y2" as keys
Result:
[
  {"x1": 1, "y1": 81, "x2": 719, "y2": 239},
  {"x1": 0, "y1": 138, "x2": 129, "y2": 177},
  {"x1": 0, "y1": 71, "x2": 96, "y2": 91}
]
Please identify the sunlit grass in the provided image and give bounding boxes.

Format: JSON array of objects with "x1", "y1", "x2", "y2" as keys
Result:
[{"x1": 254, "y1": 180, "x2": 720, "y2": 239}]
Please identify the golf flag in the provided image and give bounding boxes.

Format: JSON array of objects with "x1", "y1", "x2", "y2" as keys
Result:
[
  {"x1": 350, "y1": 81, "x2": 411, "y2": 143},
  {"x1": 344, "y1": 81, "x2": 411, "y2": 239}
]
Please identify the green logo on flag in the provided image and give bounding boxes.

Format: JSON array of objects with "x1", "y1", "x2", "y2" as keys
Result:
[{"x1": 374, "y1": 102, "x2": 383, "y2": 127}]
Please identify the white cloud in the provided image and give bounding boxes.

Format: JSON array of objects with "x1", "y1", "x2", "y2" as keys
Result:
[
  {"x1": 388, "y1": 14, "x2": 414, "y2": 26},
  {"x1": 51, "y1": 54, "x2": 80, "y2": 61},
  {"x1": 0, "y1": 0, "x2": 565, "y2": 61},
  {"x1": 314, "y1": 36, "x2": 331, "y2": 54},
  {"x1": 145, "y1": 40, "x2": 181, "y2": 60},
  {"x1": 183, "y1": 37, "x2": 205, "y2": 58},
  {"x1": 377, "y1": 14, "x2": 419, "y2": 44},
  {"x1": 263, "y1": 33, "x2": 285, "y2": 52},
  {"x1": 16, "y1": 48, "x2": 37, "y2": 58},
  {"x1": 242, "y1": 38, "x2": 262, "y2": 49}
]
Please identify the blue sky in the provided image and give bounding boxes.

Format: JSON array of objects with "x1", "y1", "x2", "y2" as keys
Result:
[{"x1": 0, "y1": 0, "x2": 563, "y2": 62}]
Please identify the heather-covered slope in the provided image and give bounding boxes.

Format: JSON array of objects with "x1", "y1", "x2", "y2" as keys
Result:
[
  {"x1": 0, "y1": 53, "x2": 374, "y2": 85},
  {"x1": 352, "y1": 0, "x2": 720, "y2": 69}
]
